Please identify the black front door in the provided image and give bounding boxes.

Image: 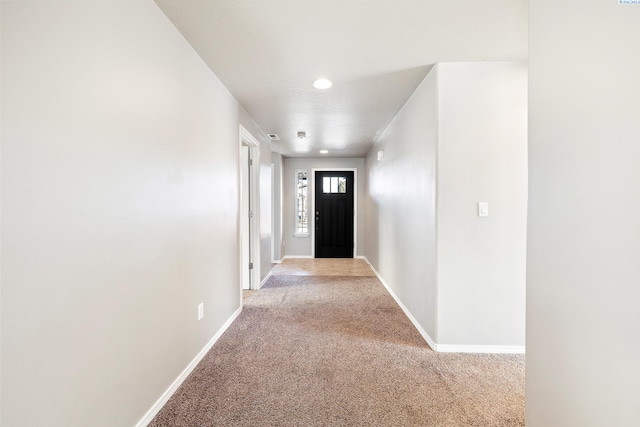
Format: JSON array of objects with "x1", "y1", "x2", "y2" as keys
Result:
[{"x1": 314, "y1": 171, "x2": 354, "y2": 258}]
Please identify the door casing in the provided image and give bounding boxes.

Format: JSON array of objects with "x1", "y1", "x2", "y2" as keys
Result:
[{"x1": 238, "y1": 125, "x2": 261, "y2": 292}]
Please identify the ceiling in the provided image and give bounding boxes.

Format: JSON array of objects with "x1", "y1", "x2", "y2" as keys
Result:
[{"x1": 154, "y1": 0, "x2": 527, "y2": 158}]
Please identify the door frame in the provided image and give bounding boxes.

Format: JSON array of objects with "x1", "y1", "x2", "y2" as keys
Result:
[
  {"x1": 311, "y1": 168, "x2": 358, "y2": 258},
  {"x1": 238, "y1": 125, "x2": 261, "y2": 292}
]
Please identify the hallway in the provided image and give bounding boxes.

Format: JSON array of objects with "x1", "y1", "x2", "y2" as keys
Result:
[{"x1": 150, "y1": 259, "x2": 524, "y2": 426}]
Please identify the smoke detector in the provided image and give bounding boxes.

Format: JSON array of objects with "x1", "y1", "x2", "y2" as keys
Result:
[{"x1": 297, "y1": 131, "x2": 306, "y2": 139}]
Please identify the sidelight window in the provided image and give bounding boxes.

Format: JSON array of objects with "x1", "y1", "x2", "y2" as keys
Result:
[{"x1": 295, "y1": 170, "x2": 309, "y2": 235}]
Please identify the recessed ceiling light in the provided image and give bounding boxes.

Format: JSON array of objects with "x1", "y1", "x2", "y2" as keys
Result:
[
  {"x1": 319, "y1": 150, "x2": 329, "y2": 154},
  {"x1": 313, "y1": 78, "x2": 332, "y2": 90}
]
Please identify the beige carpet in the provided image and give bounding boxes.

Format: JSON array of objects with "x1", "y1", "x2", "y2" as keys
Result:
[{"x1": 150, "y1": 262, "x2": 524, "y2": 426}]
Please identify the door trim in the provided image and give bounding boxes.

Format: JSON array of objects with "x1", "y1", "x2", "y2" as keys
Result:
[
  {"x1": 238, "y1": 125, "x2": 261, "y2": 292},
  {"x1": 311, "y1": 168, "x2": 358, "y2": 258}
]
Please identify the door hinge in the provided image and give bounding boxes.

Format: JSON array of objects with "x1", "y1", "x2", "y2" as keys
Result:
[
  {"x1": 249, "y1": 158, "x2": 253, "y2": 166},
  {"x1": 249, "y1": 210, "x2": 253, "y2": 218},
  {"x1": 249, "y1": 262, "x2": 254, "y2": 270}
]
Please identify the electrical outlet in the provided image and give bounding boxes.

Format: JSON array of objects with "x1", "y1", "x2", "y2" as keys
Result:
[{"x1": 198, "y1": 303, "x2": 204, "y2": 320}]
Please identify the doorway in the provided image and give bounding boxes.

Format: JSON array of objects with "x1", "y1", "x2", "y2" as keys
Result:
[
  {"x1": 239, "y1": 125, "x2": 260, "y2": 291},
  {"x1": 314, "y1": 170, "x2": 355, "y2": 258}
]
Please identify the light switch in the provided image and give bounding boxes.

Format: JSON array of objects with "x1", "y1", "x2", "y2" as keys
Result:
[{"x1": 478, "y1": 202, "x2": 489, "y2": 217}]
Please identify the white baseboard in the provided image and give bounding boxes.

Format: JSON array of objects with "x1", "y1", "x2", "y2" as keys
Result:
[
  {"x1": 436, "y1": 344, "x2": 525, "y2": 354},
  {"x1": 258, "y1": 271, "x2": 273, "y2": 288},
  {"x1": 135, "y1": 306, "x2": 242, "y2": 427},
  {"x1": 282, "y1": 255, "x2": 365, "y2": 260},
  {"x1": 272, "y1": 259, "x2": 283, "y2": 264},
  {"x1": 362, "y1": 257, "x2": 525, "y2": 354},
  {"x1": 362, "y1": 257, "x2": 438, "y2": 352}
]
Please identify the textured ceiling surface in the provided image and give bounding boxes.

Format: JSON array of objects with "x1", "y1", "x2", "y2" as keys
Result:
[{"x1": 154, "y1": 0, "x2": 527, "y2": 157}]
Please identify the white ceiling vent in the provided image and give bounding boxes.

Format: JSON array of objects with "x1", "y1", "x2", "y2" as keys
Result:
[{"x1": 267, "y1": 134, "x2": 280, "y2": 141}]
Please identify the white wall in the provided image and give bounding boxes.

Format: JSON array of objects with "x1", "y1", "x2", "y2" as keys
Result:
[
  {"x1": 527, "y1": 1, "x2": 640, "y2": 425},
  {"x1": 365, "y1": 68, "x2": 439, "y2": 341},
  {"x1": 365, "y1": 63, "x2": 527, "y2": 351},
  {"x1": 437, "y1": 62, "x2": 527, "y2": 348},
  {"x1": 1, "y1": 1, "x2": 269, "y2": 425},
  {"x1": 283, "y1": 157, "x2": 365, "y2": 257},
  {"x1": 259, "y1": 157, "x2": 272, "y2": 281},
  {"x1": 271, "y1": 153, "x2": 284, "y2": 261}
]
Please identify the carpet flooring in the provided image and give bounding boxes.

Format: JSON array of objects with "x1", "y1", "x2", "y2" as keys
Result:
[{"x1": 150, "y1": 264, "x2": 524, "y2": 426}]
